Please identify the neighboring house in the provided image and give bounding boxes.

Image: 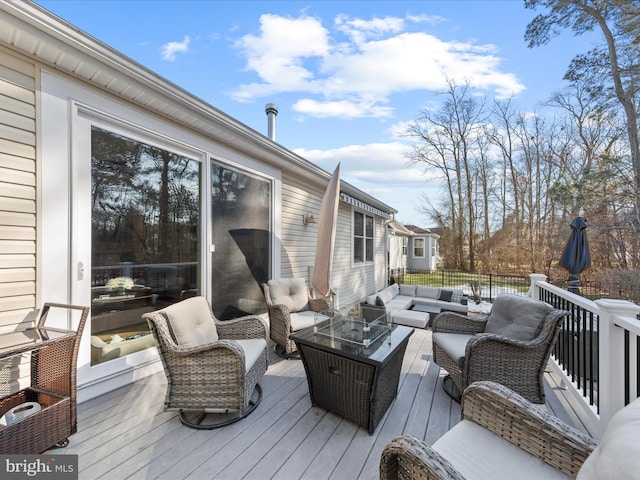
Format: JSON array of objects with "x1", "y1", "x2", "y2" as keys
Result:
[
  {"x1": 0, "y1": 3, "x2": 396, "y2": 401},
  {"x1": 403, "y1": 225, "x2": 440, "y2": 272},
  {"x1": 388, "y1": 220, "x2": 413, "y2": 270},
  {"x1": 388, "y1": 222, "x2": 440, "y2": 272}
]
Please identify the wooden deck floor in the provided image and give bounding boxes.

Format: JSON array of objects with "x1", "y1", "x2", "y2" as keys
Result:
[{"x1": 55, "y1": 328, "x2": 597, "y2": 480}]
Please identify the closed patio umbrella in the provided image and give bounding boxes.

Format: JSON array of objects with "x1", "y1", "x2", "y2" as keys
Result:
[
  {"x1": 312, "y1": 164, "x2": 340, "y2": 302},
  {"x1": 559, "y1": 216, "x2": 591, "y2": 294}
]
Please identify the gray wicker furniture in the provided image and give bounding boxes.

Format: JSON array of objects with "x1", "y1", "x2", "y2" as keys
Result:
[
  {"x1": 432, "y1": 294, "x2": 568, "y2": 403},
  {"x1": 143, "y1": 296, "x2": 268, "y2": 429},
  {"x1": 0, "y1": 303, "x2": 89, "y2": 454},
  {"x1": 290, "y1": 320, "x2": 413, "y2": 434},
  {"x1": 380, "y1": 381, "x2": 605, "y2": 480},
  {"x1": 262, "y1": 278, "x2": 330, "y2": 357}
]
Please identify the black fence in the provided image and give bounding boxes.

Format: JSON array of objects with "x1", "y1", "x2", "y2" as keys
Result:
[{"x1": 389, "y1": 269, "x2": 530, "y2": 302}]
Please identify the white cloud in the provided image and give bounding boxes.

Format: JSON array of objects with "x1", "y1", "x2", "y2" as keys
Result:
[
  {"x1": 295, "y1": 141, "x2": 443, "y2": 224},
  {"x1": 230, "y1": 13, "x2": 525, "y2": 117},
  {"x1": 161, "y1": 35, "x2": 191, "y2": 61}
]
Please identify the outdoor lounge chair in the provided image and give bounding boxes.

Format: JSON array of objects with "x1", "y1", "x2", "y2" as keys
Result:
[
  {"x1": 142, "y1": 296, "x2": 268, "y2": 429},
  {"x1": 380, "y1": 380, "x2": 640, "y2": 480},
  {"x1": 262, "y1": 277, "x2": 330, "y2": 357},
  {"x1": 432, "y1": 294, "x2": 568, "y2": 403}
]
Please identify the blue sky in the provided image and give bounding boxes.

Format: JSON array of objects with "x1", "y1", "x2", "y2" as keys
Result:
[{"x1": 36, "y1": 0, "x2": 599, "y2": 227}]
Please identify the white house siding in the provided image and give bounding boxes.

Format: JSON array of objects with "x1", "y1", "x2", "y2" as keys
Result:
[
  {"x1": 0, "y1": 47, "x2": 36, "y2": 333},
  {"x1": 278, "y1": 174, "x2": 388, "y2": 308},
  {"x1": 279, "y1": 174, "x2": 324, "y2": 279},
  {"x1": 331, "y1": 205, "x2": 388, "y2": 308}
]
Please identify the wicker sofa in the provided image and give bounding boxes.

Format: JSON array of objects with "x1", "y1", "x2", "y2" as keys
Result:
[
  {"x1": 380, "y1": 380, "x2": 640, "y2": 480},
  {"x1": 364, "y1": 284, "x2": 468, "y2": 328}
]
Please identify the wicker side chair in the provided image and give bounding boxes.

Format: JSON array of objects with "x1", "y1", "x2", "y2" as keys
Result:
[
  {"x1": 262, "y1": 278, "x2": 330, "y2": 358},
  {"x1": 432, "y1": 294, "x2": 568, "y2": 404},
  {"x1": 380, "y1": 381, "x2": 607, "y2": 480},
  {"x1": 142, "y1": 296, "x2": 268, "y2": 429}
]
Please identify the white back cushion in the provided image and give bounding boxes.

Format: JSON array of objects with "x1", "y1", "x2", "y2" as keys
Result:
[
  {"x1": 578, "y1": 396, "x2": 640, "y2": 479},
  {"x1": 163, "y1": 296, "x2": 218, "y2": 347},
  {"x1": 416, "y1": 286, "x2": 440, "y2": 299},
  {"x1": 399, "y1": 284, "x2": 416, "y2": 296},
  {"x1": 268, "y1": 278, "x2": 309, "y2": 312}
]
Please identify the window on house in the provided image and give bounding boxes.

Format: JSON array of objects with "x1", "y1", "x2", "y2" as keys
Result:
[
  {"x1": 353, "y1": 211, "x2": 374, "y2": 263},
  {"x1": 414, "y1": 237, "x2": 425, "y2": 257},
  {"x1": 402, "y1": 237, "x2": 408, "y2": 256},
  {"x1": 432, "y1": 240, "x2": 437, "y2": 257}
]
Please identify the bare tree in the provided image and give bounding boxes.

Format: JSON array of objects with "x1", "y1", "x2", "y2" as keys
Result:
[{"x1": 525, "y1": 0, "x2": 640, "y2": 231}]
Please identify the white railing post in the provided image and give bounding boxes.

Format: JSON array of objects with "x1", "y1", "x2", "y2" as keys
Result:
[
  {"x1": 528, "y1": 273, "x2": 547, "y2": 300},
  {"x1": 595, "y1": 298, "x2": 640, "y2": 435}
]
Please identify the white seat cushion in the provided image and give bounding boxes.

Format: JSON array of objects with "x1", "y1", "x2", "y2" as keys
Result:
[
  {"x1": 290, "y1": 310, "x2": 328, "y2": 332},
  {"x1": 432, "y1": 333, "x2": 474, "y2": 367},
  {"x1": 412, "y1": 297, "x2": 439, "y2": 307},
  {"x1": 392, "y1": 310, "x2": 428, "y2": 328},
  {"x1": 433, "y1": 420, "x2": 571, "y2": 480},
  {"x1": 234, "y1": 338, "x2": 267, "y2": 373}
]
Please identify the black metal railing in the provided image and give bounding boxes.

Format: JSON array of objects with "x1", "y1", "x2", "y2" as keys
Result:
[
  {"x1": 539, "y1": 287, "x2": 600, "y2": 413},
  {"x1": 389, "y1": 269, "x2": 530, "y2": 301}
]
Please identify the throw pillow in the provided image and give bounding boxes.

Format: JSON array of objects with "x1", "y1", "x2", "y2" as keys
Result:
[
  {"x1": 577, "y1": 396, "x2": 640, "y2": 479},
  {"x1": 376, "y1": 296, "x2": 385, "y2": 306},
  {"x1": 450, "y1": 289, "x2": 464, "y2": 304},
  {"x1": 439, "y1": 289, "x2": 453, "y2": 302},
  {"x1": 391, "y1": 283, "x2": 400, "y2": 296},
  {"x1": 164, "y1": 296, "x2": 218, "y2": 347},
  {"x1": 366, "y1": 294, "x2": 377, "y2": 306},
  {"x1": 267, "y1": 278, "x2": 309, "y2": 312},
  {"x1": 484, "y1": 294, "x2": 552, "y2": 341},
  {"x1": 399, "y1": 284, "x2": 416, "y2": 296}
]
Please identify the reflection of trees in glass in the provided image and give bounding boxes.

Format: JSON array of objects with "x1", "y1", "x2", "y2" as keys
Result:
[
  {"x1": 211, "y1": 163, "x2": 271, "y2": 319},
  {"x1": 91, "y1": 127, "x2": 200, "y2": 269}
]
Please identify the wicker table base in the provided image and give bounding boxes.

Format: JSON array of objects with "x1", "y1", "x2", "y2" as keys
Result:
[{"x1": 291, "y1": 324, "x2": 413, "y2": 434}]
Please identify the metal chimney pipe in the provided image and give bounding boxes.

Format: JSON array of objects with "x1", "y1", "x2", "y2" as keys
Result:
[{"x1": 265, "y1": 103, "x2": 278, "y2": 141}]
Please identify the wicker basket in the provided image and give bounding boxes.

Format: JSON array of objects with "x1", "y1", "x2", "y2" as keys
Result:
[{"x1": 0, "y1": 388, "x2": 71, "y2": 454}]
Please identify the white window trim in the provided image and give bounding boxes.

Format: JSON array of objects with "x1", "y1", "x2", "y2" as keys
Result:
[
  {"x1": 351, "y1": 208, "x2": 375, "y2": 266},
  {"x1": 414, "y1": 237, "x2": 426, "y2": 258}
]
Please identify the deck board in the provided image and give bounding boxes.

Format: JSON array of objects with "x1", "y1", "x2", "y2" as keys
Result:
[{"x1": 54, "y1": 328, "x2": 593, "y2": 479}]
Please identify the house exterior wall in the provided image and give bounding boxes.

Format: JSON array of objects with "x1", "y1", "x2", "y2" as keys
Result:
[
  {"x1": 279, "y1": 174, "x2": 389, "y2": 308},
  {"x1": 0, "y1": 47, "x2": 37, "y2": 332},
  {"x1": 0, "y1": 2, "x2": 396, "y2": 401}
]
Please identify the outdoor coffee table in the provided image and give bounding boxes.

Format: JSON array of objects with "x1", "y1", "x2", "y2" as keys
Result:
[{"x1": 290, "y1": 308, "x2": 414, "y2": 434}]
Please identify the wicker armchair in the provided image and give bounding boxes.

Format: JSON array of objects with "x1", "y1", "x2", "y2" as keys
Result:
[
  {"x1": 432, "y1": 294, "x2": 568, "y2": 403},
  {"x1": 380, "y1": 381, "x2": 606, "y2": 480},
  {"x1": 142, "y1": 296, "x2": 268, "y2": 429},
  {"x1": 262, "y1": 278, "x2": 329, "y2": 357}
]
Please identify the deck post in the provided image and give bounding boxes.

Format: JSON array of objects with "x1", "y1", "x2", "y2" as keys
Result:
[
  {"x1": 595, "y1": 299, "x2": 640, "y2": 436},
  {"x1": 528, "y1": 273, "x2": 547, "y2": 300}
]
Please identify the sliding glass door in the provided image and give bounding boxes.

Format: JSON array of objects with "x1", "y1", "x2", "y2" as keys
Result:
[
  {"x1": 210, "y1": 161, "x2": 271, "y2": 319},
  {"x1": 90, "y1": 127, "x2": 201, "y2": 364}
]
